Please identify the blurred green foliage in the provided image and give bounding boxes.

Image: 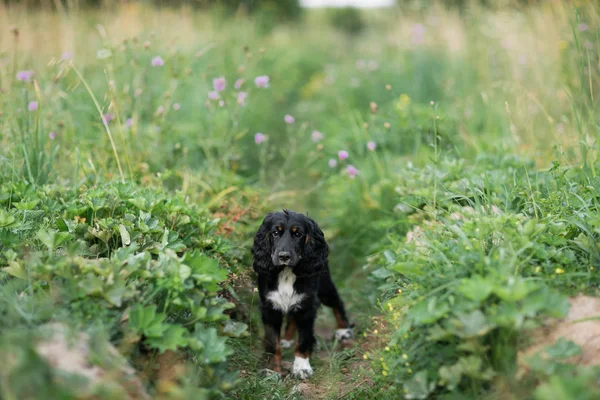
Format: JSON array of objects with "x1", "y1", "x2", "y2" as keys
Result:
[{"x1": 327, "y1": 7, "x2": 365, "y2": 36}]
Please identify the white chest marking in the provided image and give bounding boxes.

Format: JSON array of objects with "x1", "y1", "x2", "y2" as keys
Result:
[{"x1": 267, "y1": 267, "x2": 305, "y2": 313}]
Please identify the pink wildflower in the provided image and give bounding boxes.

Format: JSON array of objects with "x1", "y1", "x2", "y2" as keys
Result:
[
  {"x1": 255, "y1": 75, "x2": 270, "y2": 88},
  {"x1": 367, "y1": 141, "x2": 376, "y2": 151},
  {"x1": 237, "y1": 92, "x2": 248, "y2": 105},
  {"x1": 151, "y1": 56, "x2": 165, "y2": 67},
  {"x1": 255, "y1": 133, "x2": 266, "y2": 144},
  {"x1": 284, "y1": 114, "x2": 295, "y2": 124},
  {"x1": 213, "y1": 76, "x2": 226, "y2": 92},
  {"x1": 346, "y1": 165, "x2": 360, "y2": 179},
  {"x1": 17, "y1": 70, "x2": 34, "y2": 82},
  {"x1": 311, "y1": 130, "x2": 324, "y2": 142},
  {"x1": 328, "y1": 159, "x2": 337, "y2": 168},
  {"x1": 338, "y1": 150, "x2": 349, "y2": 160}
]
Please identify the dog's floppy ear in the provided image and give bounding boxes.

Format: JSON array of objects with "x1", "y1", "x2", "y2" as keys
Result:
[
  {"x1": 301, "y1": 216, "x2": 328, "y2": 276},
  {"x1": 252, "y1": 213, "x2": 275, "y2": 274}
]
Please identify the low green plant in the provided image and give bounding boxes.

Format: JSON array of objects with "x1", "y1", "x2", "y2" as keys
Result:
[
  {"x1": 0, "y1": 180, "x2": 247, "y2": 398},
  {"x1": 372, "y1": 156, "x2": 599, "y2": 398}
]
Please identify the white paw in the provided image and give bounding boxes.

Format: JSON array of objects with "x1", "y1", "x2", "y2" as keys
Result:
[
  {"x1": 292, "y1": 356, "x2": 313, "y2": 380},
  {"x1": 335, "y1": 328, "x2": 354, "y2": 341},
  {"x1": 280, "y1": 339, "x2": 294, "y2": 349}
]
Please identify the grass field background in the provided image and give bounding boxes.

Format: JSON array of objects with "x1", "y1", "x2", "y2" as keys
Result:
[{"x1": 1, "y1": 1, "x2": 600, "y2": 399}]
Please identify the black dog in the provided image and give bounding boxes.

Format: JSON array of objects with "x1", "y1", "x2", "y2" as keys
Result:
[{"x1": 251, "y1": 210, "x2": 353, "y2": 379}]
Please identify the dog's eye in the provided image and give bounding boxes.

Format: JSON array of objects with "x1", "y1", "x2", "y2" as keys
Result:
[
  {"x1": 272, "y1": 231, "x2": 279, "y2": 237},
  {"x1": 293, "y1": 231, "x2": 303, "y2": 238}
]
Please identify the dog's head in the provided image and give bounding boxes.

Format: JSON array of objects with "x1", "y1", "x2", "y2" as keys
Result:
[{"x1": 251, "y1": 210, "x2": 328, "y2": 275}]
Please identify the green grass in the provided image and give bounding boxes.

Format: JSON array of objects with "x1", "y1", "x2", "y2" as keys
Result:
[{"x1": 1, "y1": 1, "x2": 600, "y2": 399}]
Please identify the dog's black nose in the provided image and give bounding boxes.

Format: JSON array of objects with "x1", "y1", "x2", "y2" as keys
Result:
[{"x1": 278, "y1": 252, "x2": 291, "y2": 263}]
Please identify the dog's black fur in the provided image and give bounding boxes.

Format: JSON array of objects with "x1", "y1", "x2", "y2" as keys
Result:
[{"x1": 251, "y1": 210, "x2": 352, "y2": 378}]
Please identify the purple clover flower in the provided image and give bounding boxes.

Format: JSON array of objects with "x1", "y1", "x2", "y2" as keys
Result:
[
  {"x1": 346, "y1": 165, "x2": 360, "y2": 179},
  {"x1": 237, "y1": 92, "x2": 248, "y2": 105},
  {"x1": 17, "y1": 70, "x2": 34, "y2": 82},
  {"x1": 255, "y1": 75, "x2": 270, "y2": 88},
  {"x1": 255, "y1": 133, "x2": 266, "y2": 144},
  {"x1": 312, "y1": 130, "x2": 324, "y2": 142},
  {"x1": 213, "y1": 76, "x2": 226, "y2": 92},
  {"x1": 151, "y1": 56, "x2": 165, "y2": 67}
]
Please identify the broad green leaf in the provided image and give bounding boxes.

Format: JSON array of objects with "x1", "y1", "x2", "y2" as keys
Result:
[
  {"x1": 187, "y1": 252, "x2": 227, "y2": 284},
  {"x1": 105, "y1": 284, "x2": 126, "y2": 307},
  {"x1": 118, "y1": 224, "x2": 131, "y2": 246},
  {"x1": 146, "y1": 325, "x2": 188, "y2": 353},
  {"x1": 56, "y1": 218, "x2": 69, "y2": 232},
  {"x1": 37, "y1": 229, "x2": 54, "y2": 250},
  {"x1": 404, "y1": 370, "x2": 435, "y2": 400},
  {"x1": 0, "y1": 209, "x2": 20, "y2": 229},
  {"x1": 371, "y1": 267, "x2": 393, "y2": 279},
  {"x1": 453, "y1": 310, "x2": 495, "y2": 338},
  {"x1": 3, "y1": 261, "x2": 27, "y2": 279},
  {"x1": 222, "y1": 320, "x2": 248, "y2": 337},
  {"x1": 129, "y1": 304, "x2": 168, "y2": 338},
  {"x1": 457, "y1": 356, "x2": 495, "y2": 380},
  {"x1": 493, "y1": 277, "x2": 534, "y2": 302},
  {"x1": 388, "y1": 262, "x2": 425, "y2": 277},
  {"x1": 458, "y1": 275, "x2": 494, "y2": 302},
  {"x1": 439, "y1": 363, "x2": 462, "y2": 390},
  {"x1": 409, "y1": 297, "x2": 449, "y2": 325},
  {"x1": 179, "y1": 264, "x2": 192, "y2": 281},
  {"x1": 523, "y1": 286, "x2": 569, "y2": 319},
  {"x1": 545, "y1": 338, "x2": 582, "y2": 360},
  {"x1": 427, "y1": 325, "x2": 452, "y2": 342},
  {"x1": 13, "y1": 200, "x2": 39, "y2": 210},
  {"x1": 78, "y1": 273, "x2": 104, "y2": 296},
  {"x1": 190, "y1": 324, "x2": 233, "y2": 364},
  {"x1": 491, "y1": 302, "x2": 524, "y2": 329}
]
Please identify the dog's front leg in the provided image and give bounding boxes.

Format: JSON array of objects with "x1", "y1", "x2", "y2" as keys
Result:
[
  {"x1": 291, "y1": 309, "x2": 316, "y2": 379},
  {"x1": 261, "y1": 306, "x2": 283, "y2": 373}
]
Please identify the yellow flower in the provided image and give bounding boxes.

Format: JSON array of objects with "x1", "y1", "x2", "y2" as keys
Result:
[
  {"x1": 363, "y1": 332, "x2": 367, "y2": 337},
  {"x1": 408, "y1": 368, "x2": 413, "y2": 374},
  {"x1": 374, "y1": 329, "x2": 379, "y2": 334},
  {"x1": 405, "y1": 362, "x2": 410, "y2": 366},
  {"x1": 590, "y1": 266, "x2": 595, "y2": 271},
  {"x1": 396, "y1": 94, "x2": 411, "y2": 111},
  {"x1": 382, "y1": 370, "x2": 388, "y2": 376},
  {"x1": 398, "y1": 289, "x2": 402, "y2": 293},
  {"x1": 402, "y1": 354, "x2": 408, "y2": 360},
  {"x1": 380, "y1": 357, "x2": 384, "y2": 361},
  {"x1": 534, "y1": 266, "x2": 541, "y2": 274},
  {"x1": 385, "y1": 346, "x2": 390, "y2": 351},
  {"x1": 555, "y1": 268, "x2": 565, "y2": 274},
  {"x1": 363, "y1": 354, "x2": 368, "y2": 360},
  {"x1": 558, "y1": 40, "x2": 568, "y2": 51}
]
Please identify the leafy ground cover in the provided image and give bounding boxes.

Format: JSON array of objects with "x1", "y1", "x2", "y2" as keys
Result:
[{"x1": 1, "y1": 1, "x2": 600, "y2": 399}]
